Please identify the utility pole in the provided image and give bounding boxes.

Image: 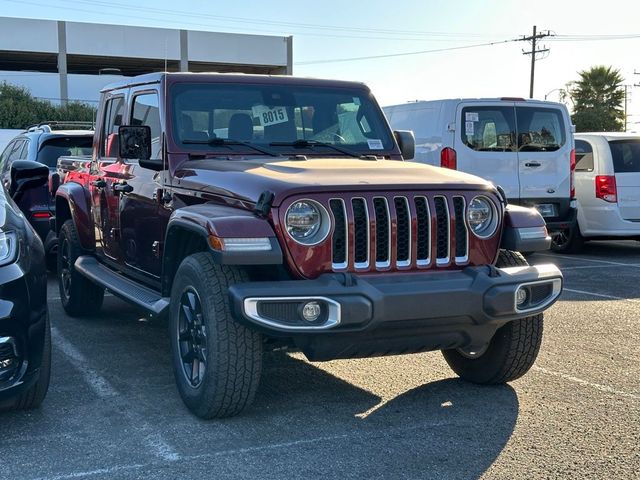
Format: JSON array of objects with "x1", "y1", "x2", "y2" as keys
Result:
[{"x1": 521, "y1": 26, "x2": 553, "y2": 98}]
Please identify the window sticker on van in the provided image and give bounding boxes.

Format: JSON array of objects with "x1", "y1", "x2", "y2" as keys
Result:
[
  {"x1": 465, "y1": 112, "x2": 479, "y2": 122},
  {"x1": 465, "y1": 121, "x2": 475, "y2": 135}
]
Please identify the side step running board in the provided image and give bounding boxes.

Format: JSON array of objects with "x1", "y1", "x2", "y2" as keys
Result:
[{"x1": 74, "y1": 256, "x2": 170, "y2": 316}]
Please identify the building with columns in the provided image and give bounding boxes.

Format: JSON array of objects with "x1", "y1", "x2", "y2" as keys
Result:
[{"x1": 0, "y1": 16, "x2": 293, "y2": 105}]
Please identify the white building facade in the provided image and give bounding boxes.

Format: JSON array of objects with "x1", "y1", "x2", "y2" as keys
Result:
[{"x1": 0, "y1": 17, "x2": 293, "y2": 105}]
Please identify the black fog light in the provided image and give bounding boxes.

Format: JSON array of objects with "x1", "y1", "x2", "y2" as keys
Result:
[{"x1": 0, "y1": 337, "x2": 19, "y2": 382}]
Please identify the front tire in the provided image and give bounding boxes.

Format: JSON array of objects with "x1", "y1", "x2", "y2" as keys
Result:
[
  {"x1": 58, "y1": 220, "x2": 104, "y2": 317},
  {"x1": 441, "y1": 250, "x2": 544, "y2": 384},
  {"x1": 169, "y1": 253, "x2": 262, "y2": 419}
]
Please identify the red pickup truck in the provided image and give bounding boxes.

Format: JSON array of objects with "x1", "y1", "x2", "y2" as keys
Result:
[{"x1": 54, "y1": 73, "x2": 562, "y2": 418}]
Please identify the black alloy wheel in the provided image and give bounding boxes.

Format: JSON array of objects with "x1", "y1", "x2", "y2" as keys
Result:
[
  {"x1": 177, "y1": 287, "x2": 208, "y2": 389},
  {"x1": 59, "y1": 236, "x2": 72, "y2": 302}
]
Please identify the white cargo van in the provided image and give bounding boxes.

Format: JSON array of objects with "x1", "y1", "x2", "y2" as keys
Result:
[{"x1": 383, "y1": 99, "x2": 577, "y2": 250}]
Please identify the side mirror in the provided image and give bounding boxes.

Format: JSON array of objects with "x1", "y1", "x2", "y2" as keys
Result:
[
  {"x1": 119, "y1": 125, "x2": 151, "y2": 161},
  {"x1": 393, "y1": 130, "x2": 415, "y2": 160},
  {"x1": 9, "y1": 160, "x2": 49, "y2": 199}
]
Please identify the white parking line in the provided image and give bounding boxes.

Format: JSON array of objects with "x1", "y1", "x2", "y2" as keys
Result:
[
  {"x1": 535, "y1": 253, "x2": 640, "y2": 267},
  {"x1": 51, "y1": 327, "x2": 181, "y2": 463},
  {"x1": 533, "y1": 366, "x2": 639, "y2": 400},
  {"x1": 563, "y1": 287, "x2": 640, "y2": 303},
  {"x1": 29, "y1": 420, "x2": 452, "y2": 480},
  {"x1": 560, "y1": 264, "x2": 639, "y2": 270},
  {"x1": 51, "y1": 327, "x2": 118, "y2": 398}
]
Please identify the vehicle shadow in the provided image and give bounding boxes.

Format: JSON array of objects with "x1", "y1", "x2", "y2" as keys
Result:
[{"x1": 242, "y1": 351, "x2": 518, "y2": 479}]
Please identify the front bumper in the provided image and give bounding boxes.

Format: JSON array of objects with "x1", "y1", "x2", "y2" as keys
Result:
[
  {"x1": 0, "y1": 259, "x2": 47, "y2": 403},
  {"x1": 229, "y1": 263, "x2": 563, "y2": 360}
]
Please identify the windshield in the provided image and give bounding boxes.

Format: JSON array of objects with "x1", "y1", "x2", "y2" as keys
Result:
[
  {"x1": 170, "y1": 82, "x2": 395, "y2": 155},
  {"x1": 37, "y1": 136, "x2": 93, "y2": 167}
]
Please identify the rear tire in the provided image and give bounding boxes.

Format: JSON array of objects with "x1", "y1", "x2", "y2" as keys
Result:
[
  {"x1": 169, "y1": 253, "x2": 262, "y2": 419},
  {"x1": 13, "y1": 314, "x2": 51, "y2": 410},
  {"x1": 551, "y1": 225, "x2": 584, "y2": 254},
  {"x1": 58, "y1": 220, "x2": 104, "y2": 317},
  {"x1": 441, "y1": 249, "x2": 544, "y2": 384}
]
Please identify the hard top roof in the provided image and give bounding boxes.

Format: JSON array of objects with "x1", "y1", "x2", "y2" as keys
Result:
[{"x1": 101, "y1": 72, "x2": 368, "y2": 93}]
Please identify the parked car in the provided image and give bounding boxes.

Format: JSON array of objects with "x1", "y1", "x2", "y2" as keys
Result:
[
  {"x1": 0, "y1": 160, "x2": 50, "y2": 411},
  {"x1": 556, "y1": 133, "x2": 640, "y2": 252},
  {"x1": 54, "y1": 73, "x2": 562, "y2": 418},
  {"x1": 383, "y1": 99, "x2": 577, "y2": 251},
  {"x1": 0, "y1": 123, "x2": 94, "y2": 268}
]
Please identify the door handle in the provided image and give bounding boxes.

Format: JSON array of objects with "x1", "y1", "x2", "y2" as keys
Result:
[
  {"x1": 91, "y1": 179, "x2": 107, "y2": 188},
  {"x1": 524, "y1": 162, "x2": 542, "y2": 168},
  {"x1": 113, "y1": 182, "x2": 134, "y2": 193}
]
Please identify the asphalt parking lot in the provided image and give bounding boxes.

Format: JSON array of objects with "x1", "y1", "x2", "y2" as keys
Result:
[{"x1": 2, "y1": 242, "x2": 639, "y2": 480}]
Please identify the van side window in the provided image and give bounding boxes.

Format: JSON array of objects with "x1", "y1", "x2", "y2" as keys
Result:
[
  {"x1": 131, "y1": 92, "x2": 161, "y2": 159},
  {"x1": 575, "y1": 140, "x2": 594, "y2": 172},
  {"x1": 100, "y1": 96, "x2": 126, "y2": 158},
  {"x1": 461, "y1": 107, "x2": 516, "y2": 152},
  {"x1": 516, "y1": 108, "x2": 566, "y2": 152}
]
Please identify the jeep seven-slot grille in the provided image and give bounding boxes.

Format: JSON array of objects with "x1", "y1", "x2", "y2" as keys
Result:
[{"x1": 330, "y1": 195, "x2": 469, "y2": 271}]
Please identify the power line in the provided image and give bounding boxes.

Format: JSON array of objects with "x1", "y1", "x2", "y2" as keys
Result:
[{"x1": 295, "y1": 38, "x2": 516, "y2": 65}]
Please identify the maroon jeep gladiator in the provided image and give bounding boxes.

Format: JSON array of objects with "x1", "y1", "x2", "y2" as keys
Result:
[{"x1": 55, "y1": 73, "x2": 562, "y2": 418}]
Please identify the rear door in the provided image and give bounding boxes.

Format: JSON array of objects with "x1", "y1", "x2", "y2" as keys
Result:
[
  {"x1": 608, "y1": 139, "x2": 640, "y2": 220},
  {"x1": 454, "y1": 102, "x2": 520, "y2": 198},
  {"x1": 515, "y1": 104, "x2": 571, "y2": 206}
]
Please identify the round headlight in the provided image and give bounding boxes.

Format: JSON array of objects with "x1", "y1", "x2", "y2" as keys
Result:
[
  {"x1": 285, "y1": 200, "x2": 330, "y2": 245},
  {"x1": 467, "y1": 196, "x2": 498, "y2": 238}
]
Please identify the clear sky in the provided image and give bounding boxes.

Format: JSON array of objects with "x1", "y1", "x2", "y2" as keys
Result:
[{"x1": 2, "y1": 0, "x2": 640, "y2": 128}]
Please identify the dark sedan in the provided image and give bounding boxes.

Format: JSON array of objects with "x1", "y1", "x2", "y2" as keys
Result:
[{"x1": 0, "y1": 160, "x2": 50, "y2": 410}]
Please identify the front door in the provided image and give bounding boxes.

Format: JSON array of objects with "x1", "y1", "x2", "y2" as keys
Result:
[
  {"x1": 118, "y1": 90, "x2": 166, "y2": 278},
  {"x1": 91, "y1": 93, "x2": 127, "y2": 262}
]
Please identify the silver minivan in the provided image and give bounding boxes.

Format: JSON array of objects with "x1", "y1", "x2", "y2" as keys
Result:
[{"x1": 384, "y1": 98, "x2": 577, "y2": 250}]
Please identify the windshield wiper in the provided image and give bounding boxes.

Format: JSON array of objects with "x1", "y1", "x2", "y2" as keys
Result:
[
  {"x1": 182, "y1": 138, "x2": 281, "y2": 157},
  {"x1": 269, "y1": 139, "x2": 360, "y2": 158}
]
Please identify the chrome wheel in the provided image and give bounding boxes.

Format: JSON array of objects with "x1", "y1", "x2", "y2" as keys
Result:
[{"x1": 177, "y1": 287, "x2": 207, "y2": 388}]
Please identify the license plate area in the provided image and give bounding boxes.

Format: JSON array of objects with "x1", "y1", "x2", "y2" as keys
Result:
[{"x1": 535, "y1": 203, "x2": 558, "y2": 218}]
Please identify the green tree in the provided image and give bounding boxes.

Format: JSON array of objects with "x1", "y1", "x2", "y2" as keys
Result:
[
  {"x1": 570, "y1": 66, "x2": 625, "y2": 132},
  {"x1": 0, "y1": 82, "x2": 96, "y2": 129}
]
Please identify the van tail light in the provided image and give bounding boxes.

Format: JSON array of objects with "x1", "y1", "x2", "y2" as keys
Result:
[
  {"x1": 32, "y1": 212, "x2": 51, "y2": 219},
  {"x1": 440, "y1": 147, "x2": 457, "y2": 169},
  {"x1": 570, "y1": 148, "x2": 576, "y2": 199},
  {"x1": 595, "y1": 175, "x2": 617, "y2": 203}
]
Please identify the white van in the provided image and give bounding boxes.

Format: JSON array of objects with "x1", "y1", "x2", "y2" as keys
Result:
[
  {"x1": 383, "y1": 99, "x2": 577, "y2": 250},
  {"x1": 562, "y1": 133, "x2": 640, "y2": 251}
]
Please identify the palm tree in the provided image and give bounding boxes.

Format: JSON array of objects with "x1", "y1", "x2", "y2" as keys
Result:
[{"x1": 570, "y1": 66, "x2": 625, "y2": 132}]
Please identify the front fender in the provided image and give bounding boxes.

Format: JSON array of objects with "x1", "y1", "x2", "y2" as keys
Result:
[
  {"x1": 166, "y1": 204, "x2": 283, "y2": 265},
  {"x1": 501, "y1": 204, "x2": 551, "y2": 252},
  {"x1": 55, "y1": 182, "x2": 94, "y2": 250}
]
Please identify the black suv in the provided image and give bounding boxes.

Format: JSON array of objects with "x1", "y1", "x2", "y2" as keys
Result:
[
  {"x1": 0, "y1": 122, "x2": 93, "y2": 267},
  {"x1": 0, "y1": 160, "x2": 50, "y2": 410}
]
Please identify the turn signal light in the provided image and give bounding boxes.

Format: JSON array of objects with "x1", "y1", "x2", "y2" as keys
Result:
[
  {"x1": 440, "y1": 147, "x2": 457, "y2": 169},
  {"x1": 595, "y1": 175, "x2": 617, "y2": 203}
]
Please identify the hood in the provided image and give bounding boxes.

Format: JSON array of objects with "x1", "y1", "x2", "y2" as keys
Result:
[{"x1": 173, "y1": 157, "x2": 494, "y2": 206}]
